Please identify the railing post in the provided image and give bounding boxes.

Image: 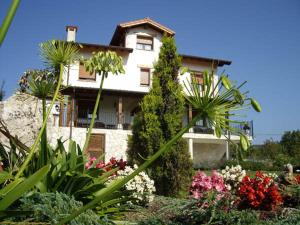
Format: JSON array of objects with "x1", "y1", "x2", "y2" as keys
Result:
[
  {"x1": 117, "y1": 97, "x2": 123, "y2": 129},
  {"x1": 188, "y1": 104, "x2": 193, "y2": 133}
]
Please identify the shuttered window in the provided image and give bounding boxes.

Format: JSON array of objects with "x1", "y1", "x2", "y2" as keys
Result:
[
  {"x1": 86, "y1": 133, "x2": 105, "y2": 158},
  {"x1": 79, "y1": 62, "x2": 96, "y2": 80},
  {"x1": 192, "y1": 72, "x2": 204, "y2": 92},
  {"x1": 136, "y1": 36, "x2": 153, "y2": 50},
  {"x1": 140, "y1": 68, "x2": 150, "y2": 86},
  {"x1": 193, "y1": 72, "x2": 204, "y2": 84}
]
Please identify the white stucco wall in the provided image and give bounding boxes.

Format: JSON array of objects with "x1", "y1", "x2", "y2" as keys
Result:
[
  {"x1": 193, "y1": 142, "x2": 227, "y2": 168},
  {"x1": 62, "y1": 26, "x2": 219, "y2": 95}
]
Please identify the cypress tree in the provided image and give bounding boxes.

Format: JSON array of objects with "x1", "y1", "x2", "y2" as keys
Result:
[{"x1": 127, "y1": 36, "x2": 193, "y2": 197}]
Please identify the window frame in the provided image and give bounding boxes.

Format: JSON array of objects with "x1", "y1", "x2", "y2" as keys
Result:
[
  {"x1": 136, "y1": 35, "x2": 154, "y2": 51},
  {"x1": 191, "y1": 71, "x2": 204, "y2": 92},
  {"x1": 78, "y1": 62, "x2": 96, "y2": 81},
  {"x1": 140, "y1": 68, "x2": 151, "y2": 86}
]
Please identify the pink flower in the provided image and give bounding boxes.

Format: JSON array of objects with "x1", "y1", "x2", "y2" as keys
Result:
[
  {"x1": 96, "y1": 161, "x2": 105, "y2": 169},
  {"x1": 190, "y1": 170, "x2": 227, "y2": 200}
]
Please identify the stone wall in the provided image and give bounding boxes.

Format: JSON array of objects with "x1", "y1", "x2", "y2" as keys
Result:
[
  {"x1": 0, "y1": 93, "x2": 46, "y2": 147},
  {"x1": 0, "y1": 93, "x2": 130, "y2": 162}
]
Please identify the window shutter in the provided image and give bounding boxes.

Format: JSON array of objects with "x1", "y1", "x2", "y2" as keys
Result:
[
  {"x1": 86, "y1": 134, "x2": 105, "y2": 158},
  {"x1": 140, "y1": 68, "x2": 150, "y2": 85},
  {"x1": 193, "y1": 72, "x2": 204, "y2": 85},
  {"x1": 137, "y1": 36, "x2": 153, "y2": 45},
  {"x1": 79, "y1": 63, "x2": 96, "y2": 80}
]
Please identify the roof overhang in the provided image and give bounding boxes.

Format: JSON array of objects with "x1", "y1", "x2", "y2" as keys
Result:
[
  {"x1": 181, "y1": 54, "x2": 231, "y2": 67},
  {"x1": 78, "y1": 42, "x2": 133, "y2": 53},
  {"x1": 110, "y1": 17, "x2": 175, "y2": 45}
]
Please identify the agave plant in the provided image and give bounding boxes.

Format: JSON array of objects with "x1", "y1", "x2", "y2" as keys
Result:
[
  {"x1": 15, "y1": 40, "x2": 79, "y2": 178},
  {"x1": 82, "y1": 51, "x2": 125, "y2": 151},
  {"x1": 57, "y1": 71, "x2": 261, "y2": 224}
]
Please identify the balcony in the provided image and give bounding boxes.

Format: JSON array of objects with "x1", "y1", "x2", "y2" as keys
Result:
[
  {"x1": 230, "y1": 120, "x2": 253, "y2": 137},
  {"x1": 75, "y1": 111, "x2": 133, "y2": 130},
  {"x1": 193, "y1": 126, "x2": 214, "y2": 134}
]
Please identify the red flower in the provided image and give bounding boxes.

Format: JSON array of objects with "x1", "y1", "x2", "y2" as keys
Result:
[{"x1": 237, "y1": 172, "x2": 282, "y2": 210}]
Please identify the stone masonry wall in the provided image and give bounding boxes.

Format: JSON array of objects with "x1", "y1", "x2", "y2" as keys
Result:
[{"x1": 0, "y1": 93, "x2": 130, "y2": 162}]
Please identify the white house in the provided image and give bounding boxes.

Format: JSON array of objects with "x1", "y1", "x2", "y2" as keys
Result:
[{"x1": 0, "y1": 18, "x2": 253, "y2": 168}]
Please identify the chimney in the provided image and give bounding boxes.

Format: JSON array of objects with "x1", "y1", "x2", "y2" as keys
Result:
[{"x1": 66, "y1": 25, "x2": 78, "y2": 42}]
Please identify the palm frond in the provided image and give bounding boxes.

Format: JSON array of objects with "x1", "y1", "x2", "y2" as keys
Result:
[{"x1": 40, "y1": 40, "x2": 80, "y2": 70}]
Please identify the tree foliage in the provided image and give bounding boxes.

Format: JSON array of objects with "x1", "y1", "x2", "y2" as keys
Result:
[
  {"x1": 281, "y1": 130, "x2": 300, "y2": 157},
  {"x1": 127, "y1": 36, "x2": 193, "y2": 197}
]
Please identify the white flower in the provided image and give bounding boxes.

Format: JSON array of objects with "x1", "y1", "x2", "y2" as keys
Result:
[{"x1": 106, "y1": 165, "x2": 155, "y2": 205}]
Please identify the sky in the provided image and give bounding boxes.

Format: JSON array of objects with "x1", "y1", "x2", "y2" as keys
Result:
[{"x1": 0, "y1": 0, "x2": 299, "y2": 144}]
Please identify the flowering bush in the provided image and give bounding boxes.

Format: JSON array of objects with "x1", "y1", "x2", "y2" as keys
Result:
[
  {"x1": 220, "y1": 165, "x2": 246, "y2": 192},
  {"x1": 109, "y1": 165, "x2": 156, "y2": 205},
  {"x1": 238, "y1": 171, "x2": 282, "y2": 210},
  {"x1": 190, "y1": 170, "x2": 227, "y2": 200},
  {"x1": 263, "y1": 172, "x2": 278, "y2": 182},
  {"x1": 19, "y1": 69, "x2": 57, "y2": 92},
  {"x1": 85, "y1": 156, "x2": 126, "y2": 171},
  {"x1": 295, "y1": 174, "x2": 300, "y2": 184}
]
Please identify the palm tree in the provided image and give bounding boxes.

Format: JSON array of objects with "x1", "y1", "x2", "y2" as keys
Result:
[
  {"x1": 15, "y1": 40, "x2": 79, "y2": 178},
  {"x1": 58, "y1": 71, "x2": 261, "y2": 224},
  {"x1": 81, "y1": 51, "x2": 125, "y2": 152}
]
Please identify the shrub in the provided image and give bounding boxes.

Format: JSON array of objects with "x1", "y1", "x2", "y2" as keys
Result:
[
  {"x1": 127, "y1": 36, "x2": 193, "y2": 197},
  {"x1": 10, "y1": 192, "x2": 110, "y2": 225},
  {"x1": 238, "y1": 172, "x2": 282, "y2": 210},
  {"x1": 223, "y1": 160, "x2": 276, "y2": 171},
  {"x1": 190, "y1": 170, "x2": 227, "y2": 199},
  {"x1": 281, "y1": 185, "x2": 300, "y2": 208}
]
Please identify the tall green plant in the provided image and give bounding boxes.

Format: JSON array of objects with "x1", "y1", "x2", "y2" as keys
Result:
[
  {"x1": 58, "y1": 72, "x2": 261, "y2": 224},
  {"x1": 0, "y1": 80, "x2": 5, "y2": 101},
  {"x1": 15, "y1": 40, "x2": 79, "y2": 179},
  {"x1": 0, "y1": 0, "x2": 20, "y2": 47},
  {"x1": 128, "y1": 36, "x2": 193, "y2": 197},
  {"x1": 19, "y1": 69, "x2": 60, "y2": 167},
  {"x1": 82, "y1": 51, "x2": 124, "y2": 151}
]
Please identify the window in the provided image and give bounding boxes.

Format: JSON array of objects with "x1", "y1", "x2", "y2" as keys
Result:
[
  {"x1": 192, "y1": 71, "x2": 204, "y2": 92},
  {"x1": 136, "y1": 35, "x2": 153, "y2": 51},
  {"x1": 79, "y1": 62, "x2": 96, "y2": 80},
  {"x1": 140, "y1": 68, "x2": 150, "y2": 86}
]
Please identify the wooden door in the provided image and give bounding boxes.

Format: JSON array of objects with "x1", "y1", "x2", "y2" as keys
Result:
[{"x1": 86, "y1": 133, "x2": 105, "y2": 158}]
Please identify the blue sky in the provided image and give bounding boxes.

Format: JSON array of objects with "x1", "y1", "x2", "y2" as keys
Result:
[{"x1": 0, "y1": 0, "x2": 299, "y2": 144}]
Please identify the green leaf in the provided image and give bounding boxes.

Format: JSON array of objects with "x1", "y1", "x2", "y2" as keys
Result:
[
  {"x1": 233, "y1": 89, "x2": 244, "y2": 105},
  {"x1": 0, "y1": 171, "x2": 13, "y2": 184},
  {"x1": 0, "y1": 178, "x2": 24, "y2": 197},
  {"x1": 221, "y1": 75, "x2": 232, "y2": 90},
  {"x1": 215, "y1": 126, "x2": 222, "y2": 138},
  {"x1": 240, "y1": 133, "x2": 250, "y2": 151},
  {"x1": 0, "y1": 165, "x2": 50, "y2": 210},
  {"x1": 69, "y1": 140, "x2": 77, "y2": 170},
  {"x1": 180, "y1": 67, "x2": 189, "y2": 75},
  {"x1": 250, "y1": 98, "x2": 262, "y2": 112}
]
